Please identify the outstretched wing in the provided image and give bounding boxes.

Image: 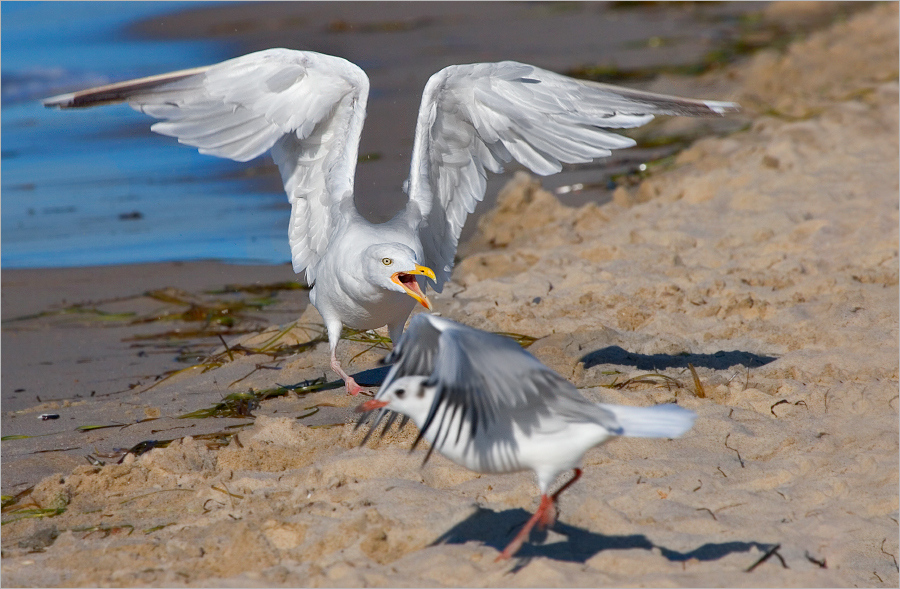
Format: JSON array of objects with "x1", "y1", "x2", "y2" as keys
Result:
[
  {"x1": 43, "y1": 48, "x2": 370, "y2": 285},
  {"x1": 423, "y1": 319, "x2": 617, "y2": 444},
  {"x1": 405, "y1": 61, "x2": 739, "y2": 290},
  {"x1": 381, "y1": 315, "x2": 620, "y2": 451}
]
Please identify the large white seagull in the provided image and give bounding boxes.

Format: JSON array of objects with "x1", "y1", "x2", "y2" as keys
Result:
[{"x1": 45, "y1": 48, "x2": 738, "y2": 394}]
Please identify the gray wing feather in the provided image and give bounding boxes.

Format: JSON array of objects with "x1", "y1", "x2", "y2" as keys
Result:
[
  {"x1": 360, "y1": 314, "x2": 445, "y2": 444},
  {"x1": 406, "y1": 61, "x2": 739, "y2": 291},
  {"x1": 380, "y1": 313, "x2": 447, "y2": 382},
  {"x1": 413, "y1": 318, "x2": 623, "y2": 441},
  {"x1": 44, "y1": 49, "x2": 369, "y2": 285}
]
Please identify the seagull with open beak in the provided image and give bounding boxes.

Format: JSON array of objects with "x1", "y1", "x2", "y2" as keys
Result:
[
  {"x1": 43, "y1": 48, "x2": 737, "y2": 394},
  {"x1": 310, "y1": 241, "x2": 436, "y2": 395}
]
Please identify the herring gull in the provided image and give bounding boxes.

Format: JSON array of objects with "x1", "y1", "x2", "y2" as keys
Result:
[{"x1": 44, "y1": 48, "x2": 738, "y2": 394}]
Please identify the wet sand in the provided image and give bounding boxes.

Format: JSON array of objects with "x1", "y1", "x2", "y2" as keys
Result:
[{"x1": 2, "y1": 2, "x2": 898, "y2": 587}]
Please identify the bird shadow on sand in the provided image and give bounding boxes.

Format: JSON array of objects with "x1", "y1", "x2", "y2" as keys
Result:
[
  {"x1": 346, "y1": 348, "x2": 777, "y2": 389},
  {"x1": 581, "y1": 346, "x2": 777, "y2": 372},
  {"x1": 352, "y1": 365, "x2": 393, "y2": 387},
  {"x1": 433, "y1": 507, "x2": 773, "y2": 570}
]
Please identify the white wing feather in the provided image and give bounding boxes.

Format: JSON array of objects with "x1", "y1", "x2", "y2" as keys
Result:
[
  {"x1": 405, "y1": 61, "x2": 738, "y2": 290},
  {"x1": 43, "y1": 48, "x2": 370, "y2": 284}
]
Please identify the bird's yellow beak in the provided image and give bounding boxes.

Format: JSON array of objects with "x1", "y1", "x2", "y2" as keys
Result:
[{"x1": 391, "y1": 264, "x2": 436, "y2": 310}]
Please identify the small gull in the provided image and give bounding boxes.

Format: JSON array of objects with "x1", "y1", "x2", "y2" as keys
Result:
[
  {"x1": 357, "y1": 313, "x2": 696, "y2": 560},
  {"x1": 44, "y1": 48, "x2": 738, "y2": 394}
]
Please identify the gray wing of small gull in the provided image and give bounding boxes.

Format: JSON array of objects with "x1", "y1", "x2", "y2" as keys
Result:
[
  {"x1": 357, "y1": 314, "x2": 447, "y2": 443},
  {"x1": 379, "y1": 313, "x2": 447, "y2": 384},
  {"x1": 416, "y1": 320, "x2": 623, "y2": 455}
]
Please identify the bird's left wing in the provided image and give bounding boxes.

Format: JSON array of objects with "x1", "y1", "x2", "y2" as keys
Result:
[
  {"x1": 43, "y1": 49, "x2": 370, "y2": 284},
  {"x1": 355, "y1": 313, "x2": 446, "y2": 443},
  {"x1": 405, "y1": 61, "x2": 739, "y2": 291},
  {"x1": 418, "y1": 319, "x2": 618, "y2": 453},
  {"x1": 379, "y1": 313, "x2": 451, "y2": 383},
  {"x1": 360, "y1": 314, "x2": 620, "y2": 456}
]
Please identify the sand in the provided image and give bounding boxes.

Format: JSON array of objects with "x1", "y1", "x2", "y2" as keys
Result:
[{"x1": 2, "y1": 3, "x2": 898, "y2": 587}]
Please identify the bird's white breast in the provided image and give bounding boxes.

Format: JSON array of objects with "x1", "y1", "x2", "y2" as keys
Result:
[
  {"x1": 420, "y1": 400, "x2": 614, "y2": 487},
  {"x1": 311, "y1": 218, "x2": 422, "y2": 330}
]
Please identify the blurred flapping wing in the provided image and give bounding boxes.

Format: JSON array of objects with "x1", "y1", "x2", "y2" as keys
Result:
[{"x1": 383, "y1": 315, "x2": 621, "y2": 455}]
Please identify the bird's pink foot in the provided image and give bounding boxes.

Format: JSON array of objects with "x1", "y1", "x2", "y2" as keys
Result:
[
  {"x1": 495, "y1": 470, "x2": 584, "y2": 561},
  {"x1": 495, "y1": 495, "x2": 553, "y2": 562},
  {"x1": 345, "y1": 377, "x2": 364, "y2": 396},
  {"x1": 331, "y1": 353, "x2": 364, "y2": 396}
]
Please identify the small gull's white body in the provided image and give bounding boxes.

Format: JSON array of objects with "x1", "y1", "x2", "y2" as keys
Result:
[
  {"x1": 357, "y1": 314, "x2": 695, "y2": 559},
  {"x1": 44, "y1": 49, "x2": 738, "y2": 393}
]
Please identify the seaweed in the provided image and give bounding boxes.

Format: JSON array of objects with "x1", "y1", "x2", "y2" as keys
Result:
[
  {"x1": 275, "y1": 377, "x2": 329, "y2": 396},
  {"x1": 72, "y1": 523, "x2": 135, "y2": 537},
  {"x1": 687, "y1": 363, "x2": 706, "y2": 398},
  {"x1": 119, "y1": 489, "x2": 195, "y2": 505},
  {"x1": 604, "y1": 372, "x2": 684, "y2": 390},
  {"x1": 176, "y1": 378, "x2": 328, "y2": 420},
  {"x1": 143, "y1": 523, "x2": 175, "y2": 534},
  {"x1": 566, "y1": 3, "x2": 839, "y2": 87},
  {"x1": 1, "y1": 507, "x2": 66, "y2": 525},
  {"x1": 494, "y1": 331, "x2": 539, "y2": 349},
  {"x1": 177, "y1": 392, "x2": 262, "y2": 419},
  {"x1": 206, "y1": 281, "x2": 307, "y2": 295},
  {"x1": 1, "y1": 486, "x2": 66, "y2": 525},
  {"x1": 2, "y1": 306, "x2": 137, "y2": 324},
  {"x1": 4, "y1": 280, "x2": 307, "y2": 347},
  {"x1": 1, "y1": 487, "x2": 34, "y2": 512},
  {"x1": 84, "y1": 427, "x2": 252, "y2": 466}
]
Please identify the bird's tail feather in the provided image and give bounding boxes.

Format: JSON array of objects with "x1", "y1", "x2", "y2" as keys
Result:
[{"x1": 599, "y1": 403, "x2": 696, "y2": 439}]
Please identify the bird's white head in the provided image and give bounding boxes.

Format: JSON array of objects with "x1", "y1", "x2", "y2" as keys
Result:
[
  {"x1": 355, "y1": 375, "x2": 434, "y2": 426},
  {"x1": 364, "y1": 244, "x2": 435, "y2": 310}
]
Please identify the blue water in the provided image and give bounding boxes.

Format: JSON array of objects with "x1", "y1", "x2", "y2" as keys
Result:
[{"x1": 2, "y1": 2, "x2": 291, "y2": 268}]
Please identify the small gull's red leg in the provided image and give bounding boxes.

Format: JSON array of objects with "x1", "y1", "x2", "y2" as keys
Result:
[
  {"x1": 495, "y1": 495, "x2": 553, "y2": 562},
  {"x1": 539, "y1": 468, "x2": 583, "y2": 530},
  {"x1": 496, "y1": 469, "x2": 586, "y2": 561}
]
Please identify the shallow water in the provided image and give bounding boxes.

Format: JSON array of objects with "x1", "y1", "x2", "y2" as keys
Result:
[
  {"x1": 2, "y1": 1, "x2": 291, "y2": 268},
  {"x1": 2, "y1": 1, "x2": 760, "y2": 270}
]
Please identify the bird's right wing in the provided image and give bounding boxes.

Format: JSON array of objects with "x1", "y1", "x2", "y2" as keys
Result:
[
  {"x1": 367, "y1": 314, "x2": 622, "y2": 457},
  {"x1": 398, "y1": 316, "x2": 620, "y2": 451},
  {"x1": 405, "y1": 61, "x2": 739, "y2": 291},
  {"x1": 379, "y1": 313, "x2": 451, "y2": 383},
  {"x1": 43, "y1": 49, "x2": 370, "y2": 285}
]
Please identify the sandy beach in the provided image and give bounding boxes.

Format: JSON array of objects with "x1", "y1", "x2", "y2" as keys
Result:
[{"x1": 2, "y1": 2, "x2": 898, "y2": 587}]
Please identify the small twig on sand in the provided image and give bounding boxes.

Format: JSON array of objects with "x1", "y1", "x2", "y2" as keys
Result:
[
  {"x1": 724, "y1": 433, "x2": 745, "y2": 468},
  {"x1": 881, "y1": 538, "x2": 899, "y2": 571},
  {"x1": 696, "y1": 507, "x2": 717, "y2": 521},
  {"x1": 805, "y1": 551, "x2": 827, "y2": 569},
  {"x1": 746, "y1": 544, "x2": 788, "y2": 572},
  {"x1": 770, "y1": 399, "x2": 789, "y2": 416}
]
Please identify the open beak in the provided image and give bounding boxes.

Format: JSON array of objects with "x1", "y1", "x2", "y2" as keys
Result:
[
  {"x1": 391, "y1": 264, "x2": 436, "y2": 310},
  {"x1": 355, "y1": 399, "x2": 389, "y2": 413}
]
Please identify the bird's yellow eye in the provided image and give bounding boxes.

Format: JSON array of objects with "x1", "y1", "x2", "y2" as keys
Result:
[{"x1": 382, "y1": 257, "x2": 393, "y2": 266}]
